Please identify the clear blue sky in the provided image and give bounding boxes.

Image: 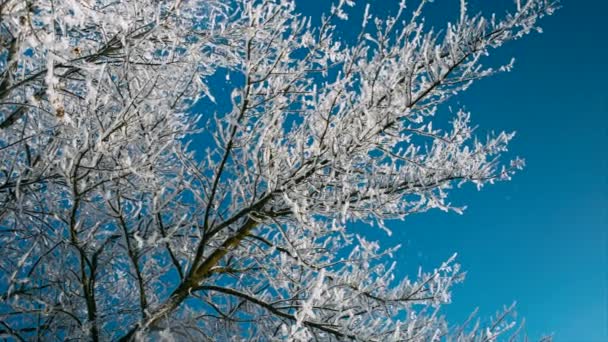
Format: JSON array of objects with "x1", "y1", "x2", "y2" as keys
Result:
[{"x1": 292, "y1": 1, "x2": 606, "y2": 341}]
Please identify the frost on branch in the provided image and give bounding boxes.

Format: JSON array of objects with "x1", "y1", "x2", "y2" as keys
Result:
[{"x1": 0, "y1": 0, "x2": 556, "y2": 340}]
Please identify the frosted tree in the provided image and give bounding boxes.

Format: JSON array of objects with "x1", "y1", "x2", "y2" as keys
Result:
[{"x1": 0, "y1": 0, "x2": 557, "y2": 340}]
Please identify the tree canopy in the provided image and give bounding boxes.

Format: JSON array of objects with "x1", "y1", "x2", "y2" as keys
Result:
[{"x1": 0, "y1": 0, "x2": 557, "y2": 340}]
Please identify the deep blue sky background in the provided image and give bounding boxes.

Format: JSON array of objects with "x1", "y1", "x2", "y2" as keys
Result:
[{"x1": 292, "y1": 0, "x2": 606, "y2": 341}]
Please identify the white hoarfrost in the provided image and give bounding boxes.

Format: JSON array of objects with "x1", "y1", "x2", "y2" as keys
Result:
[{"x1": 0, "y1": 0, "x2": 556, "y2": 340}]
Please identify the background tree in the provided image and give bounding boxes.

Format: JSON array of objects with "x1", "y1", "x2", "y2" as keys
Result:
[{"x1": 0, "y1": 0, "x2": 557, "y2": 340}]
